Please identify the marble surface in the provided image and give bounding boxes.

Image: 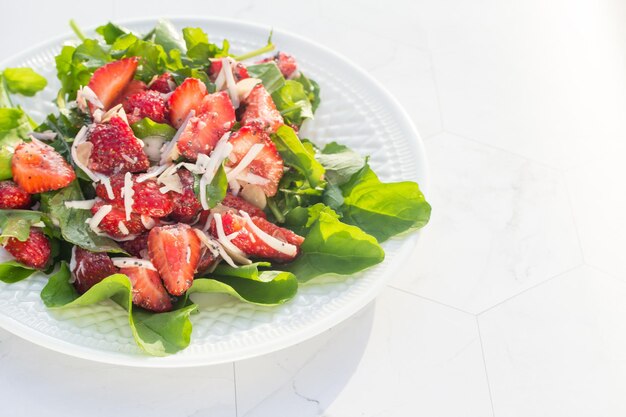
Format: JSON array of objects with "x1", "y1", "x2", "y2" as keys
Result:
[{"x1": 1, "y1": 0, "x2": 625, "y2": 415}]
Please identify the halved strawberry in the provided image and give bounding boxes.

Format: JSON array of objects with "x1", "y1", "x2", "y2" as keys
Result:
[
  {"x1": 95, "y1": 173, "x2": 174, "y2": 218},
  {"x1": 210, "y1": 212, "x2": 303, "y2": 262},
  {"x1": 88, "y1": 57, "x2": 139, "y2": 110},
  {"x1": 120, "y1": 266, "x2": 172, "y2": 312},
  {"x1": 88, "y1": 116, "x2": 150, "y2": 175},
  {"x1": 168, "y1": 78, "x2": 207, "y2": 128},
  {"x1": 0, "y1": 180, "x2": 32, "y2": 209},
  {"x1": 3, "y1": 228, "x2": 51, "y2": 269},
  {"x1": 208, "y1": 60, "x2": 250, "y2": 82},
  {"x1": 148, "y1": 73, "x2": 176, "y2": 93},
  {"x1": 113, "y1": 79, "x2": 147, "y2": 108},
  {"x1": 169, "y1": 169, "x2": 202, "y2": 223},
  {"x1": 259, "y1": 52, "x2": 298, "y2": 78},
  {"x1": 91, "y1": 200, "x2": 147, "y2": 238},
  {"x1": 148, "y1": 223, "x2": 201, "y2": 296},
  {"x1": 11, "y1": 140, "x2": 76, "y2": 194},
  {"x1": 177, "y1": 91, "x2": 236, "y2": 160},
  {"x1": 196, "y1": 246, "x2": 217, "y2": 275},
  {"x1": 227, "y1": 125, "x2": 284, "y2": 196},
  {"x1": 239, "y1": 84, "x2": 284, "y2": 133},
  {"x1": 123, "y1": 90, "x2": 168, "y2": 125},
  {"x1": 71, "y1": 247, "x2": 118, "y2": 294},
  {"x1": 222, "y1": 193, "x2": 266, "y2": 218},
  {"x1": 118, "y1": 232, "x2": 150, "y2": 258}
]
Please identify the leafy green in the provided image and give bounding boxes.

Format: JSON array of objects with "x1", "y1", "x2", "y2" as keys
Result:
[
  {"x1": 246, "y1": 62, "x2": 285, "y2": 94},
  {"x1": 293, "y1": 73, "x2": 321, "y2": 113},
  {"x1": 131, "y1": 118, "x2": 177, "y2": 139},
  {"x1": 0, "y1": 260, "x2": 36, "y2": 283},
  {"x1": 272, "y1": 80, "x2": 314, "y2": 126},
  {"x1": 40, "y1": 182, "x2": 124, "y2": 253},
  {"x1": 96, "y1": 22, "x2": 129, "y2": 44},
  {"x1": 271, "y1": 125, "x2": 325, "y2": 188},
  {"x1": 41, "y1": 263, "x2": 196, "y2": 356},
  {"x1": 0, "y1": 210, "x2": 44, "y2": 242},
  {"x1": 2, "y1": 68, "x2": 47, "y2": 96},
  {"x1": 0, "y1": 108, "x2": 30, "y2": 179},
  {"x1": 193, "y1": 165, "x2": 228, "y2": 209},
  {"x1": 153, "y1": 19, "x2": 186, "y2": 54},
  {"x1": 317, "y1": 142, "x2": 366, "y2": 186},
  {"x1": 182, "y1": 27, "x2": 229, "y2": 63},
  {"x1": 336, "y1": 164, "x2": 431, "y2": 242},
  {"x1": 283, "y1": 208, "x2": 384, "y2": 282}
]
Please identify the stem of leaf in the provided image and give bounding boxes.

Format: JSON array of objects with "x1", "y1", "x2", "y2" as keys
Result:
[
  {"x1": 266, "y1": 198, "x2": 285, "y2": 223},
  {"x1": 233, "y1": 43, "x2": 275, "y2": 61},
  {"x1": 69, "y1": 19, "x2": 87, "y2": 41},
  {"x1": 0, "y1": 75, "x2": 13, "y2": 108}
]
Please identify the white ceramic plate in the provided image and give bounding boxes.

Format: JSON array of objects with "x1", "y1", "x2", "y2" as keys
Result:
[{"x1": 0, "y1": 17, "x2": 429, "y2": 367}]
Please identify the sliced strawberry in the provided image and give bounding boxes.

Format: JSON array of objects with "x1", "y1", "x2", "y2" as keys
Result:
[
  {"x1": 95, "y1": 173, "x2": 174, "y2": 218},
  {"x1": 196, "y1": 246, "x2": 217, "y2": 275},
  {"x1": 169, "y1": 169, "x2": 202, "y2": 223},
  {"x1": 123, "y1": 90, "x2": 168, "y2": 125},
  {"x1": 118, "y1": 232, "x2": 150, "y2": 258},
  {"x1": 87, "y1": 57, "x2": 139, "y2": 110},
  {"x1": 113, "y1": 79, "x2": 148, "y2": 108},
  {"x1": 168, "y1": 78, "x2": 207, "y2": 128},
  {"x1": 3, "y1": 228, "x2": 51, "y2": 269},
  {"x1": 240, "y1": 84, "x2": 284, "y2": 133},
  {"x1": 259, "y1": 52, "x2": 298, "y2": 78},
  {"x1": 71, "y1": 247, "x2": 118, "y2": 294},
  {"x1": 227, "y1": 125, "x2": 284, "y2": 196},
  {"x1": 91, "y1": 200, "x2": 147, "y2": 239},
  {"x1": 177, "y1": 91, "x2": 236, "y2": 160},
  {"x1": 210, "y1": 212, "x2": 303, "y2": 262},
  {"x1": 121, "y1": 266, "x2": 172, "y2": 312},
  {"x1": 222, "y1": 193, "x2": 266, "y2": 218},
  {"x1": 0, "y1": 180, "x2": 32, "y2": 209},
  {"x1": 208, "y1": 60, "x2": 250, "y2": 82},
  {"x1": 148, "y1": 72, "x2": 176, "y2": 93},
  {"x1": 11, "y1": 140, "x2": 76, "y2": 194},
  {"x1": 88, "y1": 116, "x2": 150, "y2": 175},
  {"x1": 148, "y1": 223, "x2": 201, "y2": 296}
]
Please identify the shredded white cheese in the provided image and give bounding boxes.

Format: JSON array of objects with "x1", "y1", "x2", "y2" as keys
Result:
[
  {"x1": 123, "y1": 172, "x2": 135, "y2": 221},
  {"x1": 193, "y1": 229, "x2": 237, "y2": 268},
  {"x1": 71, "y1": 126, "x2": 100, "y2": 182},
  {"x1": 88, "y1": 204, "x2": 113, "y2": 233},
  {"x1": 96, "y1": 174, "x2": 115, "y2": 200},
  {"x1": 141, "y1": 215, "x2": 156, "y2": 229},
  {"x1": 213, "y1": 213, "x2": 251, "y2": 265},
  {"x1": 136, "y1": 164, "x2": 171, "y2": 183},
  {"x1": 226, "y1": 143, "x2": 265, "y2": 182},
  {"x1": 222, "y1": 58, "x2": 240, "y2": 109},
  {"x1": 64, "y1": 199, "x2": 97, "y2": 210},
  {"x1": 118, "y1": 221, "x2": 130, "y2": 235},
  {"x1": 77, "y1": 85, "x2": 104, "y2": 112},
  {"x1": 112, "y1": 258, "x2": 157, "y2": 271},
  {"x1": 239, "y1": 210, "x2": 297, "y2": 257},
  {"x1": 29, "y1": 131, "x2": 57, "y2": 141},
  {"x1": 160, "y1": 110, "x2": 195, "y2": 165},
  {"x1": 68, "y1": 246, "x2": 78, "y2": 283}
]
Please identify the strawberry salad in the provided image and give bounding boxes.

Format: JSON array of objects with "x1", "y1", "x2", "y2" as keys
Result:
[{"x1": 0, "y1": 20, "x2": 430, "y2": 355}]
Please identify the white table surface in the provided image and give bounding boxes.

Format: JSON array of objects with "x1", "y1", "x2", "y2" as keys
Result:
[{"x1": 2, "y1": 0, "x2": 626, "y2": 416}]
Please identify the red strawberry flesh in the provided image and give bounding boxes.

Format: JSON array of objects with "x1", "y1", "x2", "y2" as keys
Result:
[{"x1": 71, "y1": 247, "x2": 118, "y2": 294}]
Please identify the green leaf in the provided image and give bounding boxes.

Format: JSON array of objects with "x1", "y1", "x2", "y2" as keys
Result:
[
  {"x1": 284, "y1": 209, "x2": 384, "y2": 282},
  {"x1": 40, "y1": 182, "x2": 124, "y2": 253},
  {"x1": 3, "y1": 68, "x2": 47, "y2": 96},
  {"x1": 153, "y1": 19, "x2": 186, "y2": 53},
  {"x1": 182, "y1": 27, "x2": 209, "y2": 50},
  {"x1": 0, "y1": 209, "x2": 44, "y2": 242},
  {"x1": 130, "y1": 118, "x2": 177, "y2": 140},
  {"x1": 245, "y1": 63, "x2": 285, "y2": 94},
  {"x1": 0, "y1": 108, "x2": 30, "y2": 179},
  {"x1": 194, "y1": 165, "x2": 228, "y2": 209},
  {"x1": 73, "y1": 39, "x2": 111, "y2": 70},
  {"x1": 271, "y1": 80, "x2": 314, "y2": 127},
  {"x1": 317, "y1": 142, "x2": 366, "y2": 186},
  {"x1": 190, "y1": 263, "x2": 298, "y2": 305},
  {"x1": 293, "y1": 73, "x2": 321, "y2": 113},
  {"x1": 271, "y1": 125, "x2": 325, "y2": 188},
  {"x1": 96, "y1": 22, "x2": 129, "y2": 44},
  {"x1": 170, "y1": 67, "x2": 212, "y2": 91},
  {"x1": 0, "y1": 260, "x2": 36, "y2": 283},
  {"x1": 283, "y1": 203, "x2": 339, "y2": 236},
  {"x1": 338, "y1": 164, "x2": 431, "y2": 242},
  {"x1": 182, "y1": 27, "x2": 230, "y2": 62},
  {"x1": 41, "y1": 263, "x2": 196, "y2": 356}
]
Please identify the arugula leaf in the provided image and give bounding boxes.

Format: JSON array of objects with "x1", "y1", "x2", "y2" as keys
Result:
[
  {"x1": 190, "y1": 263, "x2": 298, "y2": 306},
  {"x1": 0, "y1": 260, "x2": 36, "y2": 283},
  {"x1": 337, "y1": 164, "x2": 431, "y2": 242},
  {"x1": 283, "y1": 203, "x2": 339, "y2": 236},
  {"x1": 182, "y1": 27, "x2": 209, "y2": 50},
  {"x1": 272, "y1": 80, "x2": 313, "y2": 127},
  {"x1": 73, "y1": 39, "x2": 111, "y2": 70},
  {"x1": 170, "y1": 67, "x2": 212, "y2": 91},
  {"x1": 182, "y1": 27, "x2": 229, "y2": 63},
  {"x1": 40, "y1": 182, "x2": 125, "y2": 253},
  {"x1": 2, "y1": 68, "x2": 47, "y2": 96},
  {"x1": 0, "y1": 108, "x2": 30, "y2": 179},
  {"x1": 283, "y1": 208, "x2": 384, "y2": 282},
  {"x1": 153, "y1": 19, "x2": 186, "y2": 54},
  {"x1": 131, "y1": 118, "x2": 176, "y2": 140},
  {"x1": 41, "y1": 263, "x2": 196, "y2": 356},
  {"x1": 96, "y1": 22, "x2": 129, "y2": 44},
  {"x1": 293, "y1": 73, "x2": 321, "y2": 113},
  {"x1": 193, "y1": 165, "x2": 228, "y2": 209},
  {"x1": 245, "y1": 62, "x2": 285, "y2": 94},
  {"x1": 271, "y1": 125, "x2": 325, "y2": 188},
  {"x1": 0, "y1": 210, "x2": 44, "y2": 242}
]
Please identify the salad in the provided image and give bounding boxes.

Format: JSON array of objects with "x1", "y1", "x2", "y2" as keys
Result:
[{"x1": 0, "y1": 20, "x2": 431, "y2": 356}]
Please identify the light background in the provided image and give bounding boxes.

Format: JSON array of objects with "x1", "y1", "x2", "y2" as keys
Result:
[{"x1": 1, "y1": 1, "x2": 626, "y2": 416}]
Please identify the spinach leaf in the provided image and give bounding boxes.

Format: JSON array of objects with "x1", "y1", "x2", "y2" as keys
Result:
[
  {"x1": 0, "y1": 260, "x2": 36, "y2": 283},
  {"x1": 293, "y1": 73, "x2": 321, "y2": 113},
  {"x1": 246, "y1": 62, "x2": 285, "y2": 94},
  {"x1": 0, "y1": 108, "x2": 30, "y2": 179},
  {"x1": 131, "y1": 118, "x2": 176, "y2": 139},
  {"x1": 317, "y1": 142, "x2": 366, "y2": 186},
  {"x1": 40, "y1": 182, "x2": 124, "y2": 253},
  {"x1": 182, "y1": 27, "x2": 229, "y2": 63},
  {"x1": 193, "y1": 165, "x2": 228, "y2": 209},
  {"x1": 337, "y1": 164, "x2": 431, "y2": 242},
  {"x1": 41, "y1": 263, "x2": 197, "y2": 356},
  {"x1": 284, "y1": 208, "x2": 384, "y2": 282},
  {"x1": 271, "y1": 125, "x2": 325, "y2": 188},
  {"x1": 0, "y1": 210, "x2": 44, "y2": 242},
  {"x1": 272, "y1": 80, "x2": 313, "y2": 126},
  {"x1": 96, "y1": 22, "x2": 129, "y2": 44},
  {"x1": 153, "y1": 19, "x2": 186, "y2": 54},
  {"x1": 2, "y1": 68, "x2": 47, "y2": 96}
]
